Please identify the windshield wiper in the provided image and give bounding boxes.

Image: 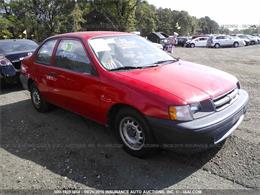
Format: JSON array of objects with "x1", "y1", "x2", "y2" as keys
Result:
[
  {"x1": 143, "y1": 64, "x2": 159, "y2": 68},
  {"x1": 153, "y1": 59, "x2": 179, "y2": 65},
  {"x1": 110, "y1": 66, "x2": 143, "y2": 71}
]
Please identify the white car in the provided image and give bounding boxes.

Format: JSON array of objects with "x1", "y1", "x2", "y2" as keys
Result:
[
  {"x1": 186, "y1": 37, "x2": 208, "y2": 48},
  {"x1": 207, "y1": 35, "x2": 242, "y2": 48}
]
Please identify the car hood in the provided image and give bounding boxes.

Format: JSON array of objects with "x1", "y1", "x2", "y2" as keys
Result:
[
  {"x1": 117, "y1": 60, "x2": 238, "y2": 103},
  {"x1": 4, "y1": 50, "x2": 35, "y2": 63}
]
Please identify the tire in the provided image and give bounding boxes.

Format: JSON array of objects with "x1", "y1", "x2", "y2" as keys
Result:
[
  {"x1": 114, "y1": 107, "x2": 158, "y2": 157},
  {"x1": 214, "y1": 43, "x2": 220, "y2": 48},
  {"x1": 30, "y1": 82, "x2": 51, "y2": 112},
  {"x1": 233, "y1": 42, "x2": 239, "y2": 48},
  {"x1": 190, "y1": 43, "x2": 195, "y2": 48}
]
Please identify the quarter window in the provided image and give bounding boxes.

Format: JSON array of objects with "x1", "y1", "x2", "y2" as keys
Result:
[
  {"x1": 55, "y1": 39, "x2": 91, "y2": 73},
  {"x1": 36, "y1": 39, "x2": 57, "y2": 65}
]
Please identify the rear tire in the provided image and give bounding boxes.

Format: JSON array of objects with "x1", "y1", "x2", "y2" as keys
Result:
[
  {"x1": 114, "y1": 108, "x2": 158, "y2": 157},
  {"x1": 214, "y1": 43, "x2": 220, "y2": 48},
  {"x1": 30, "y1": 82, "x2": 52, "y2": 112}
]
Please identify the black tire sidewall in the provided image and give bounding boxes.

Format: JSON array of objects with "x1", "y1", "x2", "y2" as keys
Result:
[
  {"x1": 114, "y1": 108, "x2": 157, "y2": 157},
  {"x1": 215, "y1": 43, "x2": 220, "y2": 48},
  {"x1": 30, "y1": 83, "x2": 50, "y2": 112}
]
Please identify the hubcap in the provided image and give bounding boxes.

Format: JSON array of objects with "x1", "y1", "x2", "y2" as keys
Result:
[
  {"x1": 119, "y1": 117, "x2": 145, "y2": 151},
  {"x1": 32, "y1": 89, "x2": 41, "y2": 108}
]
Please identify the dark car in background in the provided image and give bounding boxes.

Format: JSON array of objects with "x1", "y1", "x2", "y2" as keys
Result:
[
  {"x1": 147, "y1": 32, "x2": 168, "y2": 45},
  {"x1": 0, "y1": 39, "x2": 38, "y2": 84},
  {"x1": 176, "y1": 36, "x2": 190, "y2": 47}
]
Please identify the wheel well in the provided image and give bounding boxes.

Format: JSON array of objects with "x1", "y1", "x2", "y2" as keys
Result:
[
  {"x1": 107, "y1": 104, "x2": 141, "y2": 128},
  {"x1": 28, "y1": 79, "x2": 34, "y2": 91}
]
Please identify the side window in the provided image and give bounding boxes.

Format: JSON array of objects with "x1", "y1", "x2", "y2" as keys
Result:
[
  {"x1": 55, "y1": 39, "x2": 91, "y2": 73},
  {"x1": 36, "y1": 39, "x2": 57, "y2": 65}
]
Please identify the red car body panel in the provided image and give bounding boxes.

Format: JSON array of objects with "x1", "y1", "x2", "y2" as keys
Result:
[{"x1": 21, "y1": 31, "x2": 239, "y2": 125}]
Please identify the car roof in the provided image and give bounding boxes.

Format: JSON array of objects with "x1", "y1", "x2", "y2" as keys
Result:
[{"x1": 49, "y1": 31, "x2": 130, "y2": 40}]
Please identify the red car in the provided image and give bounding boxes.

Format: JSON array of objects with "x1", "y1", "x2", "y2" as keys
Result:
[{"x1": 20, "y1": 32, "x2": 249, "y2": 157}]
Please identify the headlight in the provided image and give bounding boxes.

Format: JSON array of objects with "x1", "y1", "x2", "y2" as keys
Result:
[
  {"x1": 169, "y1": 103, "x2": 201, "y2": 121},
  {"x1": 0, "y1": 56, "x2": 12, "y2": 66}
]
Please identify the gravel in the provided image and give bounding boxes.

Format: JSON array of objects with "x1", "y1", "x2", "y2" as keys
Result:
[{"x1": 1, "y1": 45, "x2": 259, "y2": 192}]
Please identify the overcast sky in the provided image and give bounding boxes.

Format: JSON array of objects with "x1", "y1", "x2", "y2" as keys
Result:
[{"x1": 147, "y1": 0, "x2": 260, "y2": 28}]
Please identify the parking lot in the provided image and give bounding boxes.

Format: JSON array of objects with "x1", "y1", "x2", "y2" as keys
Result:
[{"x1": 1, "y1": 46, "x2": 259, "y2": 191}]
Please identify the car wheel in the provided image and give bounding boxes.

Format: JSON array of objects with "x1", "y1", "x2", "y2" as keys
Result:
[
  {"x1": 233, "y1": 42, "x2": 239, "y2": 48},
  {"x1": 115, "y1": 108, "x2": 158, "y2": 157},
  {"x1": 214, "y1": 43, "x2": 220, "y2": 48},
  {"x1": 30, "y1": 82, "x2": 52, "y2": 112},
  {"x1": 190, "y1": 43, "x2": 195, "y2": 48}
]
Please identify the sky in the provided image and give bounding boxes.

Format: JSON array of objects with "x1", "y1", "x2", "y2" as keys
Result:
[{"x1": 147, "y1": 0, "x2": 260, "y2": 28}]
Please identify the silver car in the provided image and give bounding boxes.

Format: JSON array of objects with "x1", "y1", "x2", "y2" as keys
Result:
[{"x1": 207, "y1": 35, "x2": 243, "y2": 48}]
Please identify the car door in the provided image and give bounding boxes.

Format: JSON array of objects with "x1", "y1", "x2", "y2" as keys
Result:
[
  {"x1": 216, "y1": 36, "x2": 225, "y2": 46},
  {"x1": 50, "y1": 38, "x2": 101, "y2": 120},
  {"x1": 196, "y1": 38, "x2": 204, "y2": 47},
  {"x1": 225, "y1": 36, "x2": 234, "y2": 46},
  {"x1": 199, "y1": 37, "x2": 207, "y2": 47},
  {"x1": 33, "y1": 39, "x2": 58, "y2": 101}
]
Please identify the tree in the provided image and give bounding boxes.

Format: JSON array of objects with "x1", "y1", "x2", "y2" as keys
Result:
[
  {"x1": 156, "y1": 8, "x2": 173, "y2": 34},
  {"x1": 88, "y1": 0, "x2": 138, "y2": 32},
  {"x1": 135, "y1": 0, "x2": 157, "y2": 36},
  {"x1": 198, "y1": 16, "x2": 219, "y2": 34}
]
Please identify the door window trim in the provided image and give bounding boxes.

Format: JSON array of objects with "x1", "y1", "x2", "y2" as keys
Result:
[
  {"x1": 52, "y1": 37, "x2": 97, "y2": 76},
  {"x1": 35, "y1": 38, "x2": 58, "y2": 66}
]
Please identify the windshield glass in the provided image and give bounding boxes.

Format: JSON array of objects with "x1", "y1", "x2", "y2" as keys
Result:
[
  {"x1": 88, "y1": 35, "x2": 174, "y2": 71},
  {"x1": 0, "y1": 40, "x2": 38, "y2": 54}
]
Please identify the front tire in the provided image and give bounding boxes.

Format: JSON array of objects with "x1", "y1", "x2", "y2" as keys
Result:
[
  {"x1": 233, "y1": 42, "x2": 239, "y2": 48},
  {"x1": 115, "y1": 108, "x2": 157, "y2": 157},
  {"x1": 30, "y1": 82, "x2": 51, "y2": 112},
  {"x1": 190, "y1": 43, "x2": 195, "y2": 48}
]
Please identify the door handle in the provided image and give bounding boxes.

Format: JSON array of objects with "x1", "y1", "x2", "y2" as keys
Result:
[
  {"x1": 46, "y1": 72, "x2": 57, "y2": 77},
  {"x1": 46, "y1": 72, "x2": 58, "y2": 80},
  {"x1": 100, "y1": 95, "x2": 112, "y2": 103}
]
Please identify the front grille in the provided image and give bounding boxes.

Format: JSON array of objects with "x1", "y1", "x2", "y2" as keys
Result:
[
  {"x1": 213, "y1": 88, "x2": 239, "y2": 111},
  {"x1": 11, "y1": 61, "x2": 21, "y2": 70}
]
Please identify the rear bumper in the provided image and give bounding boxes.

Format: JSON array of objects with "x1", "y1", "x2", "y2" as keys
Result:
[{"x1": 146, "y1": 89, "x2": 249, "y2": 146}]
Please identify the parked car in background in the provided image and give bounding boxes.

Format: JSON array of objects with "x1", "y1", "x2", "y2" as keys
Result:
[
  {"x1": 246, "y1": 35, "x2": 259, "y2": 45},
  {"x1": 207, "y1": 35, "x2": 241, "y2": 48},
  {"x1": 20, "y1": 32, "x2": 249, "y2": 157},
  {"x1": 185, "y1": 37, "x2": 208, "y2": 48},
  {"x1": 147, "y1": 32, "x2": 168, "y2": 45},
  {"x1": 234, "y1": 34, "x2": 250, "y2": 46},
  {"x1": 192, "y1": 35, "x2": 209, "y2": 40},
  {"x1": 176, "y1": 36, "x2": 190, "y2": 47},
  {"x1": 0, "y1": 39, "x2": 38, "y2": 84}
]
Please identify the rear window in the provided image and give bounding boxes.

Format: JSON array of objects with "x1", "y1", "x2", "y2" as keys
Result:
[{"x1": 0, "y1": 40, "x2": 38, "y2": 53}]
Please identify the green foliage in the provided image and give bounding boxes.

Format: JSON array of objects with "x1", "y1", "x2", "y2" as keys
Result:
[
  {"x1": 135, "y1": 0, "x2": 157, "y2": 36},
  {"x1": 198, "y1": 16, "x2": 219, "y2": 34},
  {"x1": 2, "y1": 0, "x2": 255, "y2": 42}
]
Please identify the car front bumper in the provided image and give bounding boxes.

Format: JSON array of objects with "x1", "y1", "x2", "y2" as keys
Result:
[{"x1": 146, "y1": 89, "x2": 249, "y2": 147}]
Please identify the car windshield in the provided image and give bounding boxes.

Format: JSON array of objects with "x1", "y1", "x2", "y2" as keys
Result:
[
  {"x1": 88, "y1": 35, "x2": 175, "y2": 71},
  {"x1": 0, "y1": 39, "x2": 38, "y2": 54}
]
